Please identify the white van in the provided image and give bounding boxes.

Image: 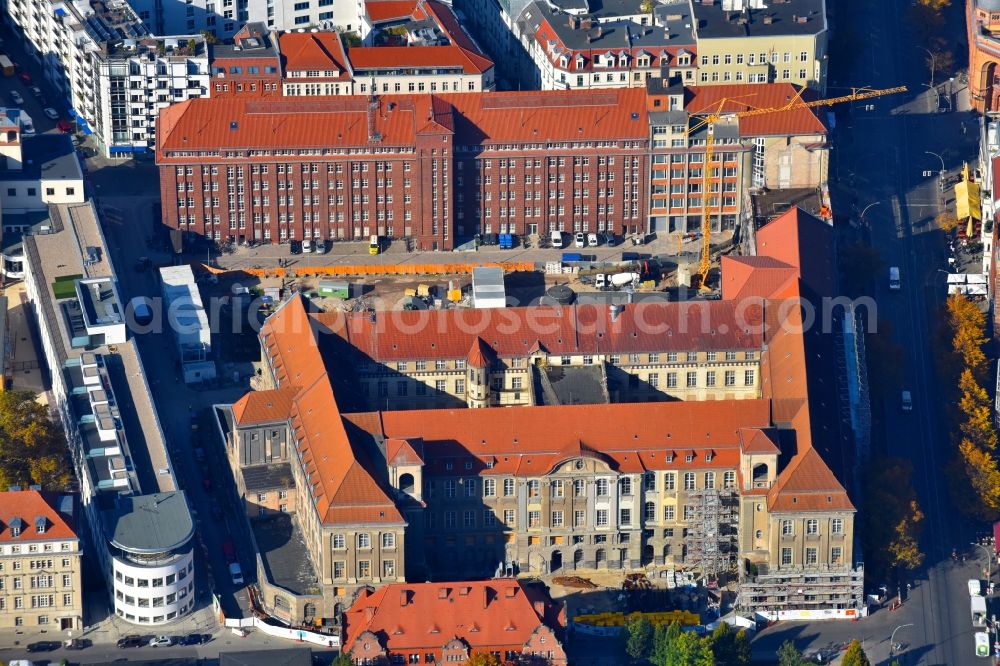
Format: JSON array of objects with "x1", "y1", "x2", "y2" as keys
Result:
[
  {"x1": 302, "y1": 239, "x2": 313, "y2": 253},
  {"x1": 229, "y1": 562, "x2": 244, "y2": 586},
  {"x1": 889, "y1": 266, "x2": 901, "y2": 290},
  {"x1": 901, "y1": 390, "x2": 912, "y2": 412},
  {"x1": 969, "y1": 578, "x2": 983, "y2": 597},
  {"x1": 550, "y1": 230, "x2": 564, "y2": 248}
]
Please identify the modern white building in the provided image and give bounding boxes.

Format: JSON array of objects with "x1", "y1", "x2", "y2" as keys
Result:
[
  {"x1": 4, "y1": 0, "x2": 208, "y2": 156},
  {"x1": 94, "y1": 35, "x2": 210, "y2": 155},
  {"x1": 20, "y1": 199, "x2": 197, "y2": 627}
]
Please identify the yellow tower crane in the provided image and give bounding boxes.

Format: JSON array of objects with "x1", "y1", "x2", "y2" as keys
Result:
[{"x1": 688, "y1": 85, "x2": 908, "y2": 289}]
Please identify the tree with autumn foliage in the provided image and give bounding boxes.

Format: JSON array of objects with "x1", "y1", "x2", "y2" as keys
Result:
[
  {"x1": 0, "y1": 391, "x2": 71, "y2": 491},
  {"x1": 861, "y1": 458, "x2": 925, "y2": 581},
  {"x1": 841, "y1": 640, "x2": 872, "y2": 666},
  {"x1": 946, "y1": 294, "x2": 989, "y2": 377},
  {"x1": 467, "y1": 653, "x2": 503, "y2": 666}
]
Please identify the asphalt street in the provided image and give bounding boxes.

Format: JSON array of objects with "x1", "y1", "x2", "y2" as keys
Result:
[{"x1": 756, "y1": 0, "x2": 984, "y2": 663}]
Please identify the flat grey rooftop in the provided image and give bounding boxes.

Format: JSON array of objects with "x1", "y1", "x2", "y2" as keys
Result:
[
  {"x1": 691, "y1": 0, "x2": 826, "y2": 39},
  {"x1": 106, "y1": 491, "x2": 194, "y2": 554},
  {"x1": 0, "y1": 134, "x2": 82, "y2": 184},
  {"x1": 535, "y1": 363, "x2": 610, "y2": 406},
  {"x1": 220, "y1": 648, "x2": 313, "y2": 666},
  {"x1": 242, "y1": 463, "x2": 294, "y2": 492},
  {"x1": 251, "y1": 513, "x2": 319, "y2": 596}
]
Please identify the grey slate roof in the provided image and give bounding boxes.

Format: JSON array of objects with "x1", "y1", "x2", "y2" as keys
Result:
[
  {"x1": 691, "y1": 0, "x2": 826, "y2": 39},
  {"x1": 0, "y1": 134, "x2": 81, "y2": 184},
  {"x1": 105, "y1": 491, "x2": 194, "y2": 554},
  {"x1": 518, "y1": 0, "x2": 694, "y2": 53},
  {"x1": 535, "y1": 363, "x2": 610, "y2": 406}
]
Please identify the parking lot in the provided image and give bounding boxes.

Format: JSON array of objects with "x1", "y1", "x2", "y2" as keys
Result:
[{"x1": 0, "y1": 25, "x2": 70, "y2": 136}]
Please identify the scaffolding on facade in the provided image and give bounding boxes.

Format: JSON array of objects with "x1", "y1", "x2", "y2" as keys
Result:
[
  {"x1": 735, "y1": 562, "x2": 866, "y2": 616},
  {"x1": 684, "y1": 488, "x2": 739, "y2": 578}
]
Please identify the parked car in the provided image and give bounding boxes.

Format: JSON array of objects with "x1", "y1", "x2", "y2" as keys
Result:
[
  {"x1": 8, "y1": 90, "x2": 23, "y2": 105},
  {"x1": 230, "y1": 561, "x2": 244, "y2": 585},
  {"x1": 149, "y1": 635, "x2": 173, "y2": 647},
  {"x1": 223, "y1": 540, "x2": 236, "y2": 562},
  {"x1": 302, "y1": 238, "x2": 313, "y2": 253},
  {"x1": 574, "y1": 232, "x2": 585, "y2": 248},
  {"x1": 28, "y1": 86, "x2": 42, "y2": 98},
  {"x1": 64, "y1": 638, "x2": 90, "y2": 650},
  {"x1": 181, "y1": 634, "x2": 206, "y2": 646},
  {"x1": 289, "y1": 239, "x2": 302, "y2": 255},
  {"x1": 600, "y1": 232, "x2": 619, "y2": 246},
  {"x1": 26, "y1": 641, "x2": 61, "y2": 652},
  {"x1": 587, "y1": 232, "x2": 599, "y2": 247},
  {"x1": 43, "y1": 107, "x2": 59, "y2": 120},
  {"x1": 57, "y1": 119, "x2": 73, "y2": 133},
  {"x1": 117, "y1": 635, "x2": 145, "y2": 648},
  {"x1": 18, "y1": 70, "x2": 31, "y2": 84},
  {"x1": 550, "y1": 230, "x2": 564, "y2": 248}
]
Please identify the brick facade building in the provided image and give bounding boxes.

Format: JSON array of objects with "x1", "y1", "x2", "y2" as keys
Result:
[{"x1": 156, "y1": 82, "x2": 826, "y2": 249}]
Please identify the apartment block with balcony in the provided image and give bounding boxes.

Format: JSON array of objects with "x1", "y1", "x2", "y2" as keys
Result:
[
  {"x1": 95, "y1": 35, "x2": 209, "y2": 155},
  {"x1": 4, "y1": 0, "x2": 206, "y2": 157}
]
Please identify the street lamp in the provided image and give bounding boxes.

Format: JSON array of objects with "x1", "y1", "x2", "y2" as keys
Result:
[
  {"x1": 972, "y1": 542, "x2": 992, "y2": 580},
  {"x1": 890, "y1": 623, "x2": 914, "y2": 661},
  {"x1": 925, "y1": 151, "x2": 946, "y2": 173},
  {"x1": 918, "y1": 47, "x2": 936, "y2": 89},
  {"x1": 859, "y1": 201, "x2": 882, "y2": 228}
]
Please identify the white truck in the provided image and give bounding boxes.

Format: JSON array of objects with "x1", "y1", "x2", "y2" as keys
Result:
[
  {"x1": 972, "y1": 594, "x2": 988, "y2": 627},
  {"x1": 889, "y1": 266, "x2": 901, "y2": 290}
]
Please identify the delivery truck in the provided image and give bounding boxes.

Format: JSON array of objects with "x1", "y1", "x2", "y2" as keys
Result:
[{"x1": 0, "y1": 55, "x2": 14, "y2": 77}]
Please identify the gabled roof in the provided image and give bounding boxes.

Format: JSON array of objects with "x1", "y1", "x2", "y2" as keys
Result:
[
  {"x1": 279, "y1": 32, "x2": 350, "y2": 75},
  {"x1": 767, "y1": 447, "x2": 854, "y2": 512},
  {"x1": 738, "y1": 428, "x2": 781, "y2": 455},
  {"x1": 755, "y1": 207, "x2": 835, "y2": 298},
  {"x1": 343, "y1": 579, "x2": 561, "y2": 653},
  {"x1": 720, "y1": 255, "x2": 799, "y2": 301},
  {"x1": 386, "y1": 437, "x2": 425, "y2": 466},
  {"x1": 331, "y1": 298, "x2": 764, "y2": 362},
  {"x1": 686, "y1": 84, "x2": 827, "y2": 137},
  {"x1": 0, "y1": 491, "x2": 76, "y2": 542},
  {"x1": 231, "y1": 386, "x2": 299, "y2": 425},
  {"x1": 365, "y1": 0, "x2": 422, "y2": 22}
]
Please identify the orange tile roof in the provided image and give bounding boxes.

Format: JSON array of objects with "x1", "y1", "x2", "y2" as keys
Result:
[
  {"x1": 767, "y1": 447, "x2": 854, "y2": 512},
  {"x1": 376, "y1": 400, "x2": 772, "y2": 476},
  {"x1": 720, "y1": 255, "x2": 799, "y2": 301},
  {"x1": 739, "y1": 428, "x2": 781, "y2": 455},
  {"x1": 158, "y1": 88, "x2": 648, "y2": 153},
  {"x1": 259, "y1": 298, "x2": 403, "y2": 526},
  {"x1": 343, "y1": 579, "x2": 561, "y2": 654},
  {"x1": 686, "y1": 84, "x2": 828, "y2": 137},
  {"x1": 0, "y1": 491, "x2": 77, "y2": 543},
  {"x1": 365, "y1": 0, "x2": 421, "y2": 22},
  {"x1": 279, "y1": 32, "x2": 350, "y2": 75},
  {"x1": 755, "y1": 208, "x2": 835, "y2": 296},
  {"x1": 331, "y1": 299, "x2": 764, "y2": 362},
  {"x1": 231, "y1": 387, "x2": 299, "y2": 425},
  {"x1": 466, "y1": 337, "x2": 493, "y2": 368},
  {"x1": 347, "y1": 44, "x2": 493, "y2": 74}
]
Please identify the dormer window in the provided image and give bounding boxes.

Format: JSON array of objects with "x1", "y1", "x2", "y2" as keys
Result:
[
  {"x1": 10, "y1": 517, "x2": 23, "y2": 538},
  {"x1": 575, "y1": 56, "x2": 584, "y2": 68},
  {"x1": 684, "y1": 454, "x2": 694, "y2": 463},
  {"x1": 560, "y1": 56, "x2": 569, "y2": 68},
  {"x1": 35, "y1": 516, "x2": 47, "y2": 534},
  {"x1": 705, "y1": 453, "x2": 713, "y2": 462}
]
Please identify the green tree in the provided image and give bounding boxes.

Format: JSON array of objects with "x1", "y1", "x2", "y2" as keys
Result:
[
  {"x1": 330, "y1": 652, "x2": 352, "y2": 666},
  {"x1": 652, "y1": 622, "x2": 682, "y2": 666},
  {"x1": 626, "y1": 616, "x2": 655, "y2": 662},
  {"x1": 709, "y1": 622, "x2": 751, "y2": 665},
  {"x1": 657, "y1": 631, "x2": 713, "y2": 666},
  {"x1": 0, "y1": 391, "x2": 70, "y2": 490},
  {"x1": 776, "y1": 640, "x2": 804, "y2": 666},
  {"x1": 841, "y1": 639, "x2": 872, "y2": 666}
]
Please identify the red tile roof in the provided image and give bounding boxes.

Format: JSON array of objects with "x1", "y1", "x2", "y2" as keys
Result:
[
  {"x1": 767, "y1": 447, "x2": 854, "y2": 512},
  {"x1": 0, "y1": 491, "x2": 77, "y2": 543},
  {"x1": 259, "y1": 297, "x2": 403, "y2": 526},
  {"x1": 755, "y1": 208, "x2": 835, "y2": 296},
  {"x1": 365, "y1": 0, "x2": 422, "y2": 22},
  {"x1": 327, "y1": 299, "x2": 764, "y2": 362},
  {"x1": 375, "y1": 400, "x2": 772, "y2": 476},
  {"x1": 686, "y1": 84, "x2": 828, "y2": 137},
  {"x1": 993, "y1": 156, "x2": 1000, "y2": 203},
  {"x1": 157, "y1": 88, "x2": 648, "y2": 153},
  {"x1": 347, "y1": 44, "x2": 493, "y2": 75},
  {"x1": 720, "y1": 255, "x2": 799, "y2": 301},
  {"x1": 231, "y1": 387, "x2": 299, "y2": 425},
  {"x1": 343, "y1": 579, "x2": 562, "y2": 654},
  {"x1": 279, "y1": 32, "x2": 350, "y2": 75}
]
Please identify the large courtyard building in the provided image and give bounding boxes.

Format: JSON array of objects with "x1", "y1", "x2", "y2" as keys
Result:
[
  {"x1": 214, "y1": 207, "x2": 865, "y2": 626},
  {"x1": 155, "y1": 80, "x2": 827, "y2": 249}
]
